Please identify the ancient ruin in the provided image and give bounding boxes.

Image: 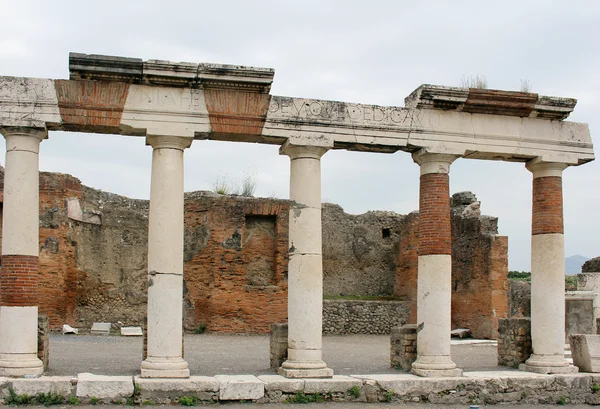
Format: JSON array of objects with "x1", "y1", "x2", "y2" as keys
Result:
[{"x1": 0, "y1": 52, "x2": 594, "y2": 380}]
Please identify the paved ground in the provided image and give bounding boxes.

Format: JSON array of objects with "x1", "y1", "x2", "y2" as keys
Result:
[
  {"x1": 46, "y1": 333, "x2": 499, "y2": 376},
  {"x1": 14, "y1": 405, "x2": 595, "y2": 409}
]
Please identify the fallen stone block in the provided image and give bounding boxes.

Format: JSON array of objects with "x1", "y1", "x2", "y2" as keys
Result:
[
  {"x1": 215, "y1": 375, "x2": 264, "y2": 401},
  {"x1": 12, "y1": 377, "x2": 74, "y2": 397},
  {"x1": 120, "y1": 327, "x2": 143, "y2": 336},
  {"x1": 304, "y1": 375, "x2": 362, "y2": 393},
  {"x1": 62, "y1": 324, "x2": 78, "y2": 335},
  {"x1": 257, "y1": 375, "x2": 304, "y2": 393},
  {"x1": 90, "y1": 323, "x2": 111, "y2": 335},
  {"x1": 76, "y1": 373, "x2": 134, "y2": 399},
  {"x1": 571, "y1": 334, "x2": 600, "y2": 372},
  {"x1": 135, "y1": 376, "x2": 218, "y2": 402},
  {"x1": 451, "y1": 328, "x2": 471, "y2": 338}
]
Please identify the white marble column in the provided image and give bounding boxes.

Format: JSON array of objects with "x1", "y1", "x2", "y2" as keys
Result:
[
  {"x1": 521, "y1": 159, "x2": 577, "y2": 374},
  {"x1": 411, "y1": 151, "x2": 462, "y2": 377},
  {"x1": 141, "y1": 135, "x2": 192, "y2": 378},
  {"x1": 279, "y1": 139, "x2": 333, "y2": 378},
  {"x1": 0, "y1": 127, "x2": 46, "y2": 377}
]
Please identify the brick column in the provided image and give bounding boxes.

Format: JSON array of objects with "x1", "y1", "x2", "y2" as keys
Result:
[
  {"x1": 521, "y1": 159, "x2": 577, "y2": 374},
  {"x1": 141, "y1": 135, "x2": 192, "y2": 378},
  {"x1": 0, "y1": 127, "x2": 46, "y2": 377},
  {"x1": 278, "y1": 139, "x2": 333, "y2": 378},
  {"x1": 410, "y1": 150, "x2": 462, "y2": 377}
]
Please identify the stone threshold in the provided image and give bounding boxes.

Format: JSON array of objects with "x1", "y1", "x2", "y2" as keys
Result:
[{"x1": 3, "y1": 371, "x2": 600, "y2": 404}]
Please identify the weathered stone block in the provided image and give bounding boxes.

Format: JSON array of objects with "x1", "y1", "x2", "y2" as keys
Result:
[
  {"x1": 257, "y1": 375, "x2": 303, "y2": 393},
  {"x1": 498, "y1": 318, "x2": 532, "y2": 367},
  {"x1": 76, "y1": 373, "x2": 134, "y2": 399},
  {"x1": 215, "y1": 375, "x2": 264, "y2": 401},
  {"x1": 269, "y1": 323, "x2": 287, "y2": 371},
  {"x1": 134, "y1": 376, "x2": 218, "y2": 402},
  {"x1": 570, "y1": 334, "x2": 600, "y2": 372},
  {"x1": 303, "y1": 376, "x2": 362, "y2": 393},
  {"x1": 12, "y1": 377, "x2": 74, "y2": 396}
]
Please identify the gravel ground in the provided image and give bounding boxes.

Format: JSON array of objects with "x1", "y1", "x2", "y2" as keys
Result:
[{"x1": 46, "y1": 333, "x2": 499, "y2": 376}]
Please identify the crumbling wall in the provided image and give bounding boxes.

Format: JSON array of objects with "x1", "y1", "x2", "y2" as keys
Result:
[
  {"x1": 183, "y1": 192, "x2": 289, "y2": 333},
  {"x1": 322, "y1": 204, "x2": 404, "y2": 296},
  {"x1": 394, "y1": 192, "x2": 509, "y2": 339}
]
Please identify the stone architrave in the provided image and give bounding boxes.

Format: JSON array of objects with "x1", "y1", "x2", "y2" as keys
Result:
[
  {"x1": 278, "y1": 136, "x2": 333, "y2": 378},
  {"x1": 140, "y1": 135, "x2": 192, "y2": 378},
  {"x1": 520, "y1": 159, "x2": 577, "y2": 374},
  {"x1": 0, "y1": 127, "x2": 46, "y2": 377},
  {"x1": 410, "y1": 150, "x2": 462, "y2": 377}
]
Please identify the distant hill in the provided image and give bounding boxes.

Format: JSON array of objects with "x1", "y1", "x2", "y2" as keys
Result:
[{"x1": 566, "y1": 255, "x2": 591, "y2": 275}]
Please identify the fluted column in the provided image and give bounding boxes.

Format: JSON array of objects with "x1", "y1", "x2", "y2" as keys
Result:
[
  {"x1": 141, "y1": 135, "x2": 192, "y2": 378},
  {"x1": 521, "y1": 159, "x2": 577, "y2": 374},
  {"x1": 278, "y1": 139, "x2": 333, "y2": 378},
  {"x1": 410, "y1": 150, "x2": 462, "y2": 377},
  {"x1": 0, "y1": 127, "x2": 46, "y2": 377}
]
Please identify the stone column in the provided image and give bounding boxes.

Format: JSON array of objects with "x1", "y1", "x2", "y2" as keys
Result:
[
  {"x1": 0, "y1": 127, "x2": 46, "y2": 377},
  {"x1": 141, "y1": 135, "x2": 192, "y2": 378},
  {"x1": 521, "y1": 159, "x2": 577, "y2": 374},
  {"x1": 278, "y1": 139, "x2": 333, "y2": 378},
  {"x1": 410, "y1": 151, "x2": 462, "y2": 377}
]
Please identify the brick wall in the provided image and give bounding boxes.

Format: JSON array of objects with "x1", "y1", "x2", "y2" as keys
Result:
[
  {"x1": 419, "y1": 173, "x2": 452, "y2": 255},
  {"x1": 394, "y1": 193, "x2": 509, "y2": 338},
  {"x1": 0, "y1": 255, "x2": 39, "y2": 306}
]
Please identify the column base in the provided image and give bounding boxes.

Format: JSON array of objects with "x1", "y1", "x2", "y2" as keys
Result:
[
  {"x1": 140, "y1": 356, "x2": 190, "y2": 378},
  {"x1": 0, "y1": 353, "x2": 44, "y2": 377},
  {"x1": 279, "y1": 359, "x2": 333, "y2": 378},
  {"x1": 520, "y1": 354, "x2": 578, "y2": 374},
  {"x1": 411, "y1": 356, "x2": 462, "y2": 378},
  {"x1": 278, "y1": 367, "x2": 334, "y2": 378}
]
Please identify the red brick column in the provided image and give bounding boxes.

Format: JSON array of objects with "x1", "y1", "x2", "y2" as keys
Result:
[
  {"x1": 0, "y1": 255, "x2": 39, "y2": 306},
  {"x1": 410, "y1": 150, "x2": 462, "y2": 377},
  {"x1": 0, "y1": 127, "x2": 46, "y2": 377},
  {"x1": 522, "y1": 159, "x2": 576, "y2": 374}
]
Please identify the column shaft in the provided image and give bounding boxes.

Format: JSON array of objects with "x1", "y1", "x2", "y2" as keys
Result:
[
  {"x1": 0, "y1": 127, "x2": 45, "y2": 377},
  {"x1": 141, "y1": 136, "x2": 191, "y2": 378},
  {"x1": 411, "y1": 151, "x2": 462, "y2": 377},
  {"x1": 522, "y1": 160, "x2": 577, "y2": 374},
  {"x1": 279, "y1": 142, "x2": 333, "y2": 378}
]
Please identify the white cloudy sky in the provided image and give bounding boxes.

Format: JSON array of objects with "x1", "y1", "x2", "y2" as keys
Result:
[{"x1": 0, "y1": 0, "x2": 598, "y2": 271}]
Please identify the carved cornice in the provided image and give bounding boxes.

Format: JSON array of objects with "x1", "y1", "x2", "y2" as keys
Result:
[
  {"x1": 405, "y1": 84, "x2": 577, "y2": 120},
  {"x1": 69, "y1": 53, "x2": 274, "y2": 93}
]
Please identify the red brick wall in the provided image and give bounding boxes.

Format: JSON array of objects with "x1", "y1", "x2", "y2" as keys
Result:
[
  {"x1": 183, "y1": 195, "x2": 289, "y2": 333},
  {"x1": 394, "y1": 210, "x2": 509, "y2": 339},
  {"x1": 0, "y1": 255, "x2": 39, "y2": 306},
  {"x1": 419, "y1": 173, "x2": 452, "y2": 255},
  {"x1": 532, "y1": 176, "x2": 563, "y2": 235}
]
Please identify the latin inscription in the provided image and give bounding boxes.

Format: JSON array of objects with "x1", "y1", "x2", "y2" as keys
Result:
[
  {"x1": 128, "y1": 85, "x2": 204, "y2": 109},
  {"x1": 268, "y1": 97, "x2": 410, "y2": 125}
]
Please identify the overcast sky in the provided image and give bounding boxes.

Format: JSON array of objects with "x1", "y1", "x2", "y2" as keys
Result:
[{"x1": 0, "y1": 1, "x2": 598, "y2": 271}]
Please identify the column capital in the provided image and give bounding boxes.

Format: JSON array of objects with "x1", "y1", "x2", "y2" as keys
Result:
[
  {"x1": 146, "y1": 135, "x2": 192, "y2": 151},
  {"x1": 412, "y1": 150, "x2": 459, "y2": 175},
  {"x1": 279, "y1": 136, "x2": 333, "y2": 160},
  {"x1": 0, "y1": 126, "x2": 47, "y2": 141},
  {"x1": 526, "y1": 158, "x2": 569, "y2": 178}
]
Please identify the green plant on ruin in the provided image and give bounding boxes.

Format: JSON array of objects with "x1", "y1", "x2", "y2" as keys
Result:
[
  {"x1": 347, "y1": 385, "x2": 361, "y2": 398},
  {"x1": 6, "y1": 388, "x2": 33, "y2": 406},
  {"x1": 592, "y1": 384, "x2": 600, "y2": 393},
  {"x1": 212, "y1": 176, "x2": 232, "y2": 195},
  {"x1": 195, "y1": 323, "x2": 207, "y2": 334},
  {"x1": 142, "y1": 399, "x2": 155, "y2": 405},
  {"x1": 179, "y1": 396, "x2": 197, "y2": 406},
  {"x1": 285, "y1": 392, "x2": 324, "y2": 404},
  {"x1": 520, "y1": 79, "x2": 532, "y2": 93},
  {"x1": 558, "y1": 395, "x2": 568, "y2": 405},
  {"x1": 90, "y1": 396, "x2": 100, "y2": 405},
  {"x1": 68, "y1": 396, "x2": 80, "y2": 406},
  {"x1": 36, "y1": 392, "x2": 65, "y2": 406},
  {"x1": 385, "y1": 390, "x2": 394, "y2": 402},
  {"x1": 460, "y1": 74, "x2": 488, "y2": 89},
  {"x1": 240, "y1": 174, "x2": 257, "y2": 197}
]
